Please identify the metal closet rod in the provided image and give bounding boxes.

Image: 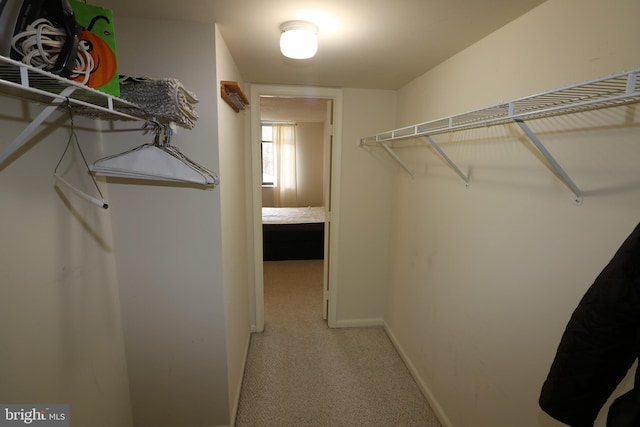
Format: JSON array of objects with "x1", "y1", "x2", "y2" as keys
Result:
[{"x1": 359, "y1": 67, "x2": 640, "y2": 205}]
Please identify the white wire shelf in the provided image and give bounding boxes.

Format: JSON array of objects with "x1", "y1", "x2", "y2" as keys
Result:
[
  {"x1": 359, "y1": 68, "x2": 640, "y2": 204},
  {"x1": 0, "y1": 54, "x2": 151, "y2": 166},
  {"x1": 0, "y1": 54, "x2": 145, "y2": 121},
  {"x1": 361, "y1": 68, "x2": 640, "y2": 145}
]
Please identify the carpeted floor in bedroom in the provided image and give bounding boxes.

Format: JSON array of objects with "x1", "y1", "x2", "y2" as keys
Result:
[{"x1": 234, "y1": 259, "x2": 442, "y2": 427}]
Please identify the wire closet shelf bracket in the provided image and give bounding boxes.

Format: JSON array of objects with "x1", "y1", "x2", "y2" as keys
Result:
[
  {"x1": 0, "y1": 54, "x2": 148, "y2": 166},
  {"x1": 360, "y1": 68, "x2": 640, "y2": 205}
]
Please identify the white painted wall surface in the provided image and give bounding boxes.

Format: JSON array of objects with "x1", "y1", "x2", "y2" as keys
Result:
[
  {"x1": 334, "y1": 88, "x2": 397, "y2": 326},
  {"x1": 214, "y1": 24, "x2": 253, "y2": 423},
  {"x1": 385, "y1": 0, "x2": 640, "y2": 426},
  {"x1": 0, "y1": 103, "x2": 133, "y2": 424},
  {"x1": 102, "y1": 18, "x2": 230, "y2": 426}
]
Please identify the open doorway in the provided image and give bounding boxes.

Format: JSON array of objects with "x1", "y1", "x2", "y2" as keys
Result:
[
  {"x1": 260, "y1": 96, "x2": 329, "y2": 328},
  {"x1": 249, "y1": 85, "x2": 343, "y2": 333}
]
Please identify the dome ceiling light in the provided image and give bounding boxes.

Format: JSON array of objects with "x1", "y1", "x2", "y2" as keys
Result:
[{"x1": 279, "y1": 20, "x2": 318, "y2": 59}]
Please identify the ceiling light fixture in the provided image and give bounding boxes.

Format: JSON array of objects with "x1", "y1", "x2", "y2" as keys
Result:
[{"x1": 279, "y1": 20, "x2": 318, "y2": 59}]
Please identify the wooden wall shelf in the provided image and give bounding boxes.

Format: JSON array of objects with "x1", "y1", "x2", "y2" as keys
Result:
[{"x1": 221, "y1": 80, "x2": 249, "y2": 112}]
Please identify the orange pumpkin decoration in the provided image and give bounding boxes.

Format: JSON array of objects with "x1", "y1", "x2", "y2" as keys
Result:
[{"x1": 71, "y1": 16, "x2": 116, "y2": 89}]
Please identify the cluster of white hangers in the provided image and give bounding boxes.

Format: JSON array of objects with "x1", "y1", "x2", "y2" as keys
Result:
[
  {"x1": 90, "y1": 120, "x2": 219, "y2": 186},
  {"x1": 54, "y1": 107, "x2": 219, "y2": 209}
]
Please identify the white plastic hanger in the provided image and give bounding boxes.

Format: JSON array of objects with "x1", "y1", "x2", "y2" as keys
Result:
[{"x1": 90, "y1": 120, "x2": 219, "y2": 187}]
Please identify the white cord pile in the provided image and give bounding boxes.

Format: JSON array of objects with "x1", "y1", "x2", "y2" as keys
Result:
[{"x1": 11, "y1": 18, "x2": 94, "y2": 84}]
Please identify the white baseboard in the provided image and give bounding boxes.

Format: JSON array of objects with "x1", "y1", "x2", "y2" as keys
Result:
[
  {"x1": 383, "y1": 322, "x2": 454, "y2": 427},
  {"x1": 229, "y1": 332, "x2": 252, "y2": 427},
  {"x1": 332, "y1": 317, "x2": 385, "y2": 328}
]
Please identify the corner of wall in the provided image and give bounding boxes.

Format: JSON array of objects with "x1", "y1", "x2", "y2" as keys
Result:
[{"x1": 383, "y1": 322, "x2": 453, "y2": 427}]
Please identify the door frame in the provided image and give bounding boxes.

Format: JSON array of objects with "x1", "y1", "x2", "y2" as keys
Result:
[{"x1": 248, "y1": 84, "x2": 343, "y2": 332}]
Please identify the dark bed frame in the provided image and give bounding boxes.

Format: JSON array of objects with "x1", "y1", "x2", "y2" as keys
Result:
[{"x1": 262, "y1": 222, "x2": 324, "y2": 261}]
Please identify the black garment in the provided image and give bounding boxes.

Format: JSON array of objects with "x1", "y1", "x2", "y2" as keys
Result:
[
  {"x1": 607, "y1": 366, "x2": 640, "y2": 427},
  {"x1": 539, "y1": 222, "x2": 640, "y2": 427}
]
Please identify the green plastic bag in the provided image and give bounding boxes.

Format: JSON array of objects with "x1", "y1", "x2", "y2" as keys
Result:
[{"x1": 69, "y1": 0, "x2": 119, "y2": 96}]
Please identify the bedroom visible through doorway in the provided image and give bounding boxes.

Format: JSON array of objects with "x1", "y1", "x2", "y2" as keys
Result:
[
  {"x1": 249, "y1": 85, "x2": 343, "y2": 333},
  {"x1": 260, "y1": 96, "x2": 330, "y2": 323}
]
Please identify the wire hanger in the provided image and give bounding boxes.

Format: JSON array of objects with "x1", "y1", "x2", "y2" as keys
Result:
[
  {"x1": 89, "y1": 120, "x2": 219, "y2": 187},
  {"x1": 54, "y1": 101, "x2": 109, "y2": 209}
]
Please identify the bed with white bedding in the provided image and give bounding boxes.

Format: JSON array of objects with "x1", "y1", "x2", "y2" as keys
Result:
[{"x1": 262, "y1": 207, "x2": 325, "y2": 261}]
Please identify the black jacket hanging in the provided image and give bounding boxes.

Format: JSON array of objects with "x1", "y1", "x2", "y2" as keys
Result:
[
  {"x1": 606, "y1": 365, "x2": 640, "y2": 427},
  {"x1": 539, "y1": 222, "x2": 640, "y2": 427}
]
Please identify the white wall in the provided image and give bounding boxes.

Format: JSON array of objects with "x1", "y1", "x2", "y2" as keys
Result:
[
  {"x1": 383, "y1": 0, "x2": 640, "y2": 426},
  {"x1": 0, "y1": 102, "x2": 133, "y2": 424},
  {"x1": 101, "y1": 18, "x2": 230, "y2": 426},
  {"x1": 214, "y1": 24, "x2": 253, "y2": 423},
  {"x1": 334, "y1": 88, "x2": 397, "y2": 326},
  {"x1": 0, "y1": 17, "x2": 251, "y2": 427},
  {"x1": 295, "y1": 122, "x2": 325, "y2": 207}
]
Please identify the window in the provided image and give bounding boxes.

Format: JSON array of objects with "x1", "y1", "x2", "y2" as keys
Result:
[{"x1": 261, "y1": 124, "x2": 275, "y2": 186}]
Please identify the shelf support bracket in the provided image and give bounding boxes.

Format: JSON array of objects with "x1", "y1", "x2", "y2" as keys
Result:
[
  {"x1": 514, "y1": 119, "x2": 583, "y2": 205},
  {"x1": 423, "y1": 135, "x2": 469, "y2": 187},
  {"x1": 380, "y1": 142, "x2": 414, "y2": 177},
  {"x1": 0, "y1": 86, "x2": 77, "y2": 166}
]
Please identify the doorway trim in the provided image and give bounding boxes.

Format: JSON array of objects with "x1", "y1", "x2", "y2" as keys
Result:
[{"x1": 248, "y1": 84, "x2": 343, "y2": 332}]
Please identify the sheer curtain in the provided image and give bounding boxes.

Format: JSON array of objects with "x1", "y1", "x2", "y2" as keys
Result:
[{"x1": 273, "y1": 124, "x2": 298, "y2": 207}]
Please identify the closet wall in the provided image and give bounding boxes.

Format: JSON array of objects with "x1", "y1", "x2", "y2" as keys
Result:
[
  {"x1": 0, "y1": 74, "x2": 133, "y2": 424},
  {"x1": 100, "y1": 17, "x2": 240, "y2": 427},
  {"x1": 215, "y1": 24, "x2": 253, "y2": 424},
  {"x1": 383, "y1": 0, "x2": 640, "y2": 426},
  {"x1": 334, "y1": 88, "x2": 397, "y2": 325},
  {"x1": 0, "y1": 16, "x2": 249, "y2": 427}
]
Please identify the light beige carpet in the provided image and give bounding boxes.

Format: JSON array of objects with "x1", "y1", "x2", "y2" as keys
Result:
[{"x1": 235, "y1": 260, "x2": 442, "y2": 427}]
